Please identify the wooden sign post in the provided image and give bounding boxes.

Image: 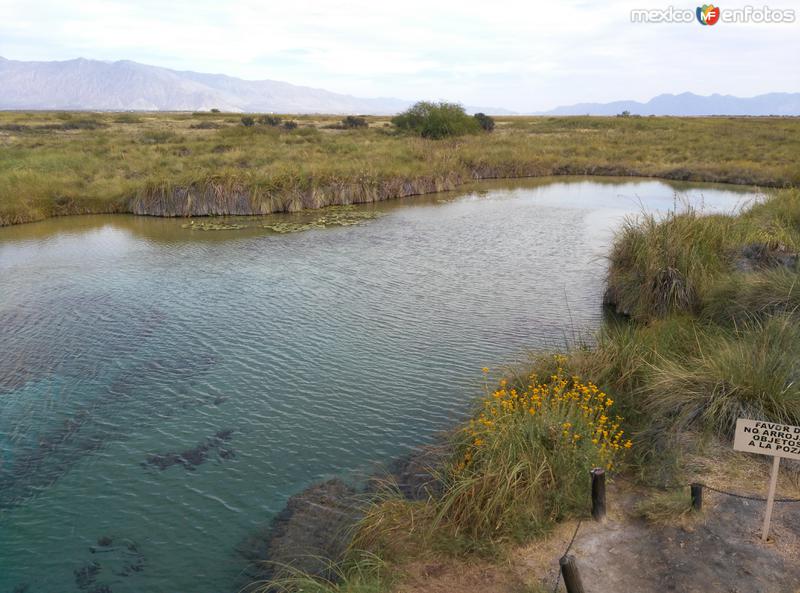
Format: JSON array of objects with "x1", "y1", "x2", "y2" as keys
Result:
[{"x1": 733, "y1": 418, "x2": 800, "y2": 542}]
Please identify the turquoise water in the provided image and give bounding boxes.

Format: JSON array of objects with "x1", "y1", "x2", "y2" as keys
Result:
[{"x1": 0, "y1": 178, "x2": 757, "y2": 593}]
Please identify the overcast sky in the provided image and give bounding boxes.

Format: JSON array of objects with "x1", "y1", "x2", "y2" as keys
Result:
[{"x1": 1, "y1": 0, "x2": 798, "y2": 111}]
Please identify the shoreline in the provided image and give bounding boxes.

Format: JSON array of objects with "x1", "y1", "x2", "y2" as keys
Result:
[{"x1": 0, "y1": 168, "x2": 781, "y2": 229}]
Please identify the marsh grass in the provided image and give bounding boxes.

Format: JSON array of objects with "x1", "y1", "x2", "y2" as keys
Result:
[
  {"x1": 244, "y1": 551, "x2": 389, "y2": 593},
  {"x1": 2, "y1": 112, "x2": 799, "y2": 226},
  {"x1": 554, "y1": 189, "x2": 800, "y2": 465},
  {"x1": 643, "y1": 314, "x2": 800, "y2": 438}
]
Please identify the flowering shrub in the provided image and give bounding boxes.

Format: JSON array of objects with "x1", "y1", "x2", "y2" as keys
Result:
[
  {"x1": 463, "y1": 358, "x2": 632, "y2": 472},
  {"x1": 434, "y1": 357, "x2": 632, "y2": 542}
]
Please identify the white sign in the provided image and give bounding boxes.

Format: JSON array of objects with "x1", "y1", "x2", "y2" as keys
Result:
[
  {"x1": 732, "y1": 418, "x2": 800, "y2": 542},
  {"x1": 733, "y1": 419, "x2": 800, "y2": 461}
]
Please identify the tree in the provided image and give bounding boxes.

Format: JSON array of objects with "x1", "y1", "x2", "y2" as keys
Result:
[
  {"x1": 473, "y1": 112, "x2": 495, "y2": 132},
  {"x1": 392, "y1": 101, "x2": 480, "y2": 139}
]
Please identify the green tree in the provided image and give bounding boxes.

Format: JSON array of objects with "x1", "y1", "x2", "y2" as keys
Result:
[{"x1": 392, "y1": 101, "x2": 480, "y2": 139}]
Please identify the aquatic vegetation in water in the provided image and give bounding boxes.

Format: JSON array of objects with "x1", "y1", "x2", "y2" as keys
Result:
[
  {"x1": 181, "y1": 220, "x2": 248, "y2": 231},
  {"x1": 143, "y1": 429, "x2": 235, "y2": 471},
  {"x1": 76, "y1": 537, "x2": 146, "y2": 587},
  {"x1": 180, "y1": 206, "x2": 381, "y2": 233},
  {"x1": 74, "y1": 561, "x2": 101, "y2": 589}
]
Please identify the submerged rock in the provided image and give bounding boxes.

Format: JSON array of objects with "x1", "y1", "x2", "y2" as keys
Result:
[
  {"x1": 239, "y1": 478, "x2": 363, "y2": 581},
  {"x1": 74, "y1": 561, "x2": 101, "y2": 589},
  {"x1": 238, "y1": 444, "x2": 446, "y2": 587},
  {"x1": 370, "y1": 445, "x2": 445, "y2": 500},
  {"x1": 143, "y1": 429, "x2": 235, "y2": 471}
]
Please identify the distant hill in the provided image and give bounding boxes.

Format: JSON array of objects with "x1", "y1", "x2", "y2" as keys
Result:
[
  {"x1": 0, "y1": 56, "x2": 513, "y2": 115},
  {"x1": 540, "y1": 92, "x2": 800, "y2": 116}
]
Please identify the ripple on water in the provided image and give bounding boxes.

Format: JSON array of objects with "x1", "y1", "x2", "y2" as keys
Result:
[{"x1": 0, "y1": 178, "x2": 756, "y2": 593}]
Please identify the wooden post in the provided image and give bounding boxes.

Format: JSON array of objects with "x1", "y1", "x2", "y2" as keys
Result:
[
  {"x1": 690, "y1": 483, "x2": 703, "y2": 512},
  {"x1": 591, "y1": 467, "x2": 606, "y2": 521},
  {"x1": 559, "y1": 554, "x2": 586, "y2": 593},
  {"x1": 762, "y1": 455, "x2": 781, "y2": 542}
]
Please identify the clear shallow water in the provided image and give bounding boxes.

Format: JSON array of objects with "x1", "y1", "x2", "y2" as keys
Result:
[{"x1": 0, "y1": 177, "x2": 757, "y2": 593}]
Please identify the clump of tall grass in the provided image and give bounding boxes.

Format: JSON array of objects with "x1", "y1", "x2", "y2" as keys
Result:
[
  {"x1": 606, "y1": 191, "x2": 800, "y2": 322},
  {"x1": 605, "y1": 207, "x2": 733, "y2": 320},
  {"x1": 635, "y1": 489, "x2": 696, "y2": 527},
  {"x1": 642, "y1": 314, "x2": 800, "y2": 438},
  {"x1": 702, "y1": 268, "x2": 800, "y2": 322},
  {"x1": 244, "y1": 551, "x2": 389, "y2": 593}
]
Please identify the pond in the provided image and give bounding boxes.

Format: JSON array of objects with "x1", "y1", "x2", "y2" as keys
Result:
[{"x1": 0, "y1": 177, "x2": 758, "y2": 593}]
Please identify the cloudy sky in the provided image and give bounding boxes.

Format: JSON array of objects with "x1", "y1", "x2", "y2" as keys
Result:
[{"x1": 0, "y1": 0, "x2": 797, "y2": 111}]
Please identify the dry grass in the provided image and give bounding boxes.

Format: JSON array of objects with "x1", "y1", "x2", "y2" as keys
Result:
[{"x1": 2, "y1": 112, "x2": 799, "y2": 226}]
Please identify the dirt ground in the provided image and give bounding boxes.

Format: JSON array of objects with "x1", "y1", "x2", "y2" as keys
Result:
[{"x1": 396, "y1": 454, "x2": 800, "y2": 593}]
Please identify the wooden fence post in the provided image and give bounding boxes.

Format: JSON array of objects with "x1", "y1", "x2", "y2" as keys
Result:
[
  {"x1": 690, "y1": 483, "x2": 703, "y2": 511},
  {"x1": 591, "y1": 467, "x2": 606, "y2": 521},
  {"x1": 559, "y1": 554, "x2": 586, "y2": 593}
]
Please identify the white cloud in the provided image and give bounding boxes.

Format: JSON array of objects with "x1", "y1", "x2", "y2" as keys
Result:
[{"x1": 0, "y1": 0, "x2": 797, "y2": 111}]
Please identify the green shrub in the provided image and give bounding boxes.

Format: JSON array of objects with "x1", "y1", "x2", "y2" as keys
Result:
[
  {"x1": 473, "y1": 112, "x2": 495, "y2": 132},
  {"x1": 392, "y1": 101, "x2": 480, "y2": 139},
  {"x1": 210, "y1": 108, "x2": 220, "y2": 113},
  {"x1": 341, "y1": 116, "x2": 368, "y2": 129},
  {"x1": 241, "y1": 116, "x2": 255, "y2": 127},
  {"x1": 283, "y1": 120, "x2": 298, "y2": 130},
  {"x1": 259, "y1": 114, "x2": 283, "y2": 126}
]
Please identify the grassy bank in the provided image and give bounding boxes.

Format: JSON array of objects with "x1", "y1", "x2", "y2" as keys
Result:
[
  {"x1": 249, "y1": 188, "x2": 800, "y2": 592},
  {"x1": 1, "y1": 111, "x2": 799, "y2": 226}
]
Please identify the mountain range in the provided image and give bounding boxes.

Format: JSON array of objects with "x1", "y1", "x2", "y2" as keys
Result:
[
  {"x1": 0, "y1": 56, "x2": 513, "y2": 114},
  {"x1": 539, "y1": 92, "x2": 800, "y2": 116},
  {"x1": 0, "y1": 56, "x2": 797, "y2": 116}
]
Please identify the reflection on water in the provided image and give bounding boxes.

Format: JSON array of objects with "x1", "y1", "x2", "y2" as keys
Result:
[{"x1": 0, "y1": 177, "x2": 758, "y2": 593}]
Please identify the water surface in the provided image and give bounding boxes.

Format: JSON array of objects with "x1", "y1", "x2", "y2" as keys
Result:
[{"x1": 0, "y1": 177, "x2": 757, "y2": 593}]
